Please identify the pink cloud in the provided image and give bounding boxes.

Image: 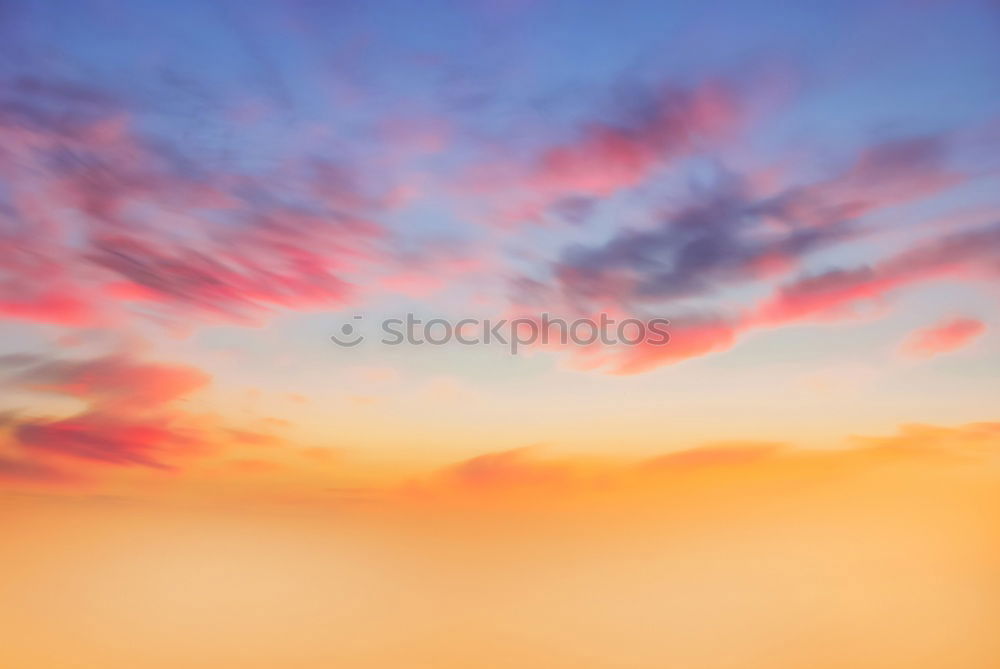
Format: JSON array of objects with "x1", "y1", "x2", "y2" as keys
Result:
[
  {"x1": 0, "y1": 78, "x2": 410, "y2": 330},
  {"x1": 0, "y1": 352, "x2": 212, "y2": 475},
  {"x1": 10, "y1": 354, "x2": 211, "y2": 411},
  {"x1": 14, "y1": 413, "x2": 204, "y2": 470},
  {"x1": 900, "y1": 317, "x2": 986, "y2": 358},
  {"x1": 466, "y1": 81, "x2": 743, "y2": 227},
  {"x1": 530, "y1": 82, "x2": 740, "y2": 199},
  {"x1": 568, "y1": 317, "x2": 741, "y2": 375},
  {"x1": 753, "y1": 222, "x2": 1000, "y2": 326},
  {"x1": 532, "y1": 221, "x2": 1000, "y2": 375},
  {"x1": 772, "y1": 136, "x2": 963, "y2": 227}
]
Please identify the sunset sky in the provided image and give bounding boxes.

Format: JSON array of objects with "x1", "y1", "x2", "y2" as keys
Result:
[{"x1": 1, "y1": 1, "x2": 999, "y2": 667}]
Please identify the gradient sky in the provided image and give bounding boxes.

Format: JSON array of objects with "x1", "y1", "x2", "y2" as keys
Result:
[
  {"x1": 1, "y1": 3, "x2": 1000, "y2": 665},
  {"x1": 2, "y1": 0, "x2": 998, "y2": 491}
]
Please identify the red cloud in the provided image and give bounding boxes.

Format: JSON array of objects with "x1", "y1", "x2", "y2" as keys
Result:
[{"x1": 900, "y1": 317, "x2": 986, "y2": 358}]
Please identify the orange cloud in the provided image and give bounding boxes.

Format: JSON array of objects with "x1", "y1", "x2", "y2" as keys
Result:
[
  {"x1": 849, "y1": 421, "x2": 1000, "y2": 454},
  {"x1": 436, "y1": 447, "x2": 574, "y2": 489},
  {"x1": 642, "y1": 441, "x2": 785, "y2": 469},
  {"x1": 398, "y1": 420, "x2": 1000, "y2": 506}
]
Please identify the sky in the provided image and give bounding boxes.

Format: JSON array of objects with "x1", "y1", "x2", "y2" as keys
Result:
[{"x1": 1, "y1": 1, "x2": 999, "y2": 667}]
